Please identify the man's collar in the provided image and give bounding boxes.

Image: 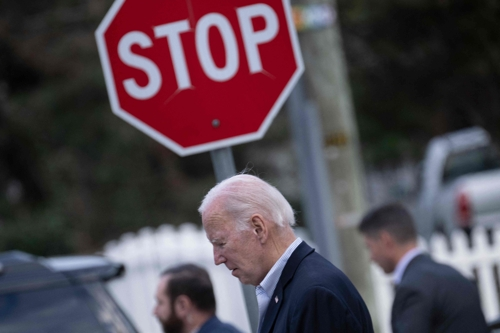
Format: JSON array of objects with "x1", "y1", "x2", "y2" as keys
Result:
[
  {"x1": 392, "y1": 247, "x2": 424, "y2": 285},
  {"x1": 258, "y1": 237, "x2": 302, "y2": 297},
  {"x1": 258, "y1": 241, "x2": 315, "y2": 333}
]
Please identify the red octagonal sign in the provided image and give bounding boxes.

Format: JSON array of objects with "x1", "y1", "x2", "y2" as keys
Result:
[{"x1": 96, "y1": 0, "x2": 303, "y2": 156}]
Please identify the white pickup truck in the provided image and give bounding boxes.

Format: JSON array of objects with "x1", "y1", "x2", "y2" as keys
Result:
[{"x1": 416, "y1": 127, "x2": 500, "y2": 239}]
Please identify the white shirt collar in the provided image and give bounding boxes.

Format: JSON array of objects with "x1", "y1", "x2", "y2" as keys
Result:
[
  {"x1": 392, "y1": 247, "x2": 424, "y2": 285},
  {"x1": 258, "y1": 237, "x2": 302, "y2": 297},
  {"x1": 255, "y1": 237, "x2": 302, "y2": 331}
]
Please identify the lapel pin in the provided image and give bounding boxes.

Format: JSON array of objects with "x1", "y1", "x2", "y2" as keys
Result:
[{"x1": 275, "y1": 296, "x2": 279, "y2": 303}]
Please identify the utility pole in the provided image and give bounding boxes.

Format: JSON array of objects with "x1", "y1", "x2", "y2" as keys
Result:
[{"x1": 290, "y1": 0, "x2": 377, "y2": 328}]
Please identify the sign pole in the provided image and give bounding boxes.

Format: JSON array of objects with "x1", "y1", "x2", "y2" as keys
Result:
[
  {"x1": 209, "y1": 148, "x2": 237, "y2": 181},
  {"x1": 210, "y1": 147, "x2": 259, "y2": 333},
  {"x1": 286, "y1": 79, "x2": 343, "y2": 268}
]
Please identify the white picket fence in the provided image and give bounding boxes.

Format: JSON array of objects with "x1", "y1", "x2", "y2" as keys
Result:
[
  {"x1": 372, "y1": 227, "x2": 500, "y2": 333},
  {"x1": 103, "y1": 224, "x2": 500, "y2": 333}
]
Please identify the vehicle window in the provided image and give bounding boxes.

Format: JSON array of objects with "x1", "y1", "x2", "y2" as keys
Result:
[
  {"x1": 442, "y1": 145, "x2": 500, "y2": 184},
  {"x1": 0, "y1": 283, "x2": 136, "y2": 333},
  {"x1": 0, "y1": 285, "x2": 107, "y2": 333},
  {"x1": 85, "y1": 282, "x2": 137, "y2": 333}
]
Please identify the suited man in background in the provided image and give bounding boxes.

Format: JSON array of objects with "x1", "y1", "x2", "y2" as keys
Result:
[
  {"x1": 153, "y1": 263, "x2": 241, "y2": 333},
  {"x1": 199, "y1": 174, "x2": 373, "y2": 333},
  {"x1": 359, "y1": 202, "x2": 489, "y2": 333}
]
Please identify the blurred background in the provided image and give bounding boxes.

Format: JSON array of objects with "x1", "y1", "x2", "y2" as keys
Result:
[
  {"x1": 1, "y1": 1, "x2": 500, "y2": 332},
  {"x1": 1, "y1": 0, "x2": 498, "y2": 256}
]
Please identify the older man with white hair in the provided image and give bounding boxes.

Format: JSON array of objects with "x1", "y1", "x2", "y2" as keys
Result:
[{"x1": 199, "y1": 174, "x2": 373, "y2": 333}]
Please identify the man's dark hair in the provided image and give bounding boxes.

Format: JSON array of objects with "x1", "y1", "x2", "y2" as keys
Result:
[
  {"x1": 161, "y1": 264, "x2": 216, "y2": 314},
  {"x1": 358, "y1": 203, "x2": 417, "y2": 244}
]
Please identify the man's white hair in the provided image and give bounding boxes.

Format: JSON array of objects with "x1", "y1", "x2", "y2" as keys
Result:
[{"x1": 198, "y1": 174, "x2": 296, "y2": 231}]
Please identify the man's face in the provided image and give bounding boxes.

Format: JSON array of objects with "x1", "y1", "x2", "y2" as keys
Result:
[
  {"x1": 202, "y1": 208, "x2": 266, "y2": 286},
  {"x1": 153, "y1": 276, "x2": 183, "y2": 333},
  {"x1": 363, "y1": 233, "x2": 397, "y2": 274}
]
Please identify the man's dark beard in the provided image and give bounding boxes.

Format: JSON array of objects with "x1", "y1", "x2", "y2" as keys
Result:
[{"x1": 160, "y1": 307, "x2": 183, "y2": 333}]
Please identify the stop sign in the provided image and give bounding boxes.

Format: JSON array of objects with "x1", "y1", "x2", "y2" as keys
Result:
[{"x1": 96, "y1": 0, "x2": 303, "y2": 156}]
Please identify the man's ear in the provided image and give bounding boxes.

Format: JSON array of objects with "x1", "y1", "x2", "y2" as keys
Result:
[
  {"x1": 379, "y1": 230, "x2": 395, "y2": 247},
  {"x1": 174, "y1": 295, "x2": 192, "y2": 319},
  {"x1": 251, "y1": 214, "x2": 268, "y2": 243}
]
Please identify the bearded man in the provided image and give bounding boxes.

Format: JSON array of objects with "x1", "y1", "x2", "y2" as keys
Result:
[{"x1": 153, "y1": 263, "x2": 241, "y2": 333}]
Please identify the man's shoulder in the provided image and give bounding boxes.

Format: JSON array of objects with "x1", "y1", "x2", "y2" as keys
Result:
[
  {"x1": 286, "y1": 250, "x2": 362, "y2": 302},
  {"x1": 284, "y1": 252, "x2": 373, "y2": 331},
  {"x1": 213, "y1": 322, "x2": 241, "y2": 333},
  {"x1": 401, "y1": 255, "x2": 472, "y2": 288},
  {"x1": 279, "y1": 242, "x2": 365, "y2": 301},
  {"x1": 405, "y1": 255, "x2": 460, "y2": 277},
  {"x1": 199, "y1": 316, "x2": 241, "y2": 333},
  {"x1": 294, "y1": 250, "x2": 346, "y2": 283},
  {"x1": 278, "y1": 242, "x2": 336, "y2": 288},
  {"x1": 266, "y1": 245, "x2": 373, "y2": 332}
]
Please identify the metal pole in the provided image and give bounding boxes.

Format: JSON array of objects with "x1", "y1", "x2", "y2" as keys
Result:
[
  {"x1": 210, "y1": 147, "x2": 259, "y2": 333},
  {"x1": 291, "y1": 1, "x2": 377, "y2": 328},
  {"x1": 286, "y1": 79, "x2": 343, "y2": 269},
  {"x1": 210, "y1": 148, "x2": 237, "y2": 181}
]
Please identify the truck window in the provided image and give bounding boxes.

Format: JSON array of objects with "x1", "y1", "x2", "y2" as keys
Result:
[{"x1": 442, "y1": 145, "x2": 500, "y2": 184}]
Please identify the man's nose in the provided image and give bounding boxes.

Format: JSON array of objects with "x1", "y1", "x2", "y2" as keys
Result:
[{"x1": 213, "y1": 247, "x2": 226, "y2": 266}]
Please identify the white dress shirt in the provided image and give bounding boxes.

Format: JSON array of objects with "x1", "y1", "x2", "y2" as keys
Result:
[{"x1": 255, "y1": 237, "x2": 302, "y2": 332}]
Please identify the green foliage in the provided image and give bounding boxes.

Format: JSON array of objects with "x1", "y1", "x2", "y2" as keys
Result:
[
  {"x1": 0, "y1": 0, "x2": 220, "y2": 255},
  {"x1": 0, "y1": 212, "x2": 74, "y2": 256},
  {"x1": 338, "y1": 0, "x2": 500, "y2": 163},
  {"x1": 1, "y1": 0, "x2": 499, "y2": 256}
]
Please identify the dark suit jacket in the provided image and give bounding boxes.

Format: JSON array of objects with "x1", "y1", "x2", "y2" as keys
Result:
[
  {"x1": 198, "y1": 316, "x2": 241, "y2": 333},
  {"x1": 259, "y1": 242, "x2": 374, "y2": 333},
  {"x1": 392, "y1": 254, "x2": 489, "y2": 333}
]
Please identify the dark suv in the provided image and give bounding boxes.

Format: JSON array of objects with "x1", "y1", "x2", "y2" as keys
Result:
[{"x1": 0, "y1": 251, "x2": 138, "y2": 333}]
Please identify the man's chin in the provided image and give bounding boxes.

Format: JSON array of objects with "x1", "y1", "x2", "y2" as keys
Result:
[
  {"x1": 159, "y1": 318, "x2": 183, "y2": 333},
  {"x1": 238, "y1": 276, "x2": 258, "y2": 286},
  {"x1": 232, "y1": 271, "x2": 249, "y2": 284},
  {"x1": 382, "y1": 266, "x2": 395, "y2": 274}
]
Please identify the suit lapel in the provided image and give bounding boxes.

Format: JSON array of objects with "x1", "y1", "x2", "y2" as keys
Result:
[
  {"x1": 259, "y1": 242, "x2": 314, "y2": 333},
  {"x1": 259, "y1": 284, "x2": 284, "y2": 333}
]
